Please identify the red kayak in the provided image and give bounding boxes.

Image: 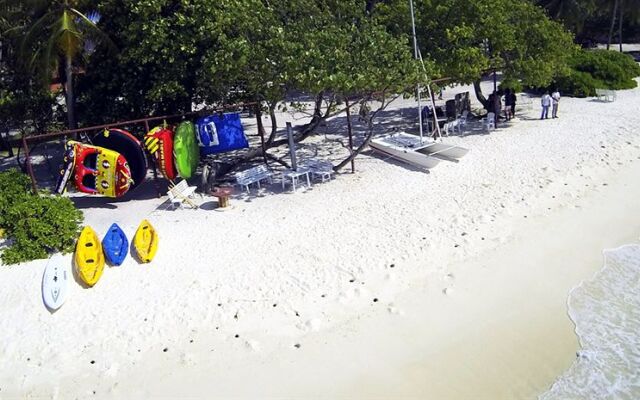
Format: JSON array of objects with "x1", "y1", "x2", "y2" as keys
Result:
[{"x1": 144, "y1": 126, "x2": 177, "y2": 180}]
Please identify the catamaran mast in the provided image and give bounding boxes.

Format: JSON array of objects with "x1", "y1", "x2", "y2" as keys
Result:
[
  {"x1": 409, "y1": 0, "x2": 441, "y2": 141},
  {"x1": 409, "y1": 0, "x2": 424, "y2": 143}
]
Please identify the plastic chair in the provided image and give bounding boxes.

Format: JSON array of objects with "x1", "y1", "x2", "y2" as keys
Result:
[{"x1": 484, "y1": 112, "x2": 496, "y2": 131}]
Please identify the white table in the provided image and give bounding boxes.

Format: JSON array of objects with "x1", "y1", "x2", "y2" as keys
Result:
[{"x1": 281, "y1": 168, "x2": 311, "y2": 192}]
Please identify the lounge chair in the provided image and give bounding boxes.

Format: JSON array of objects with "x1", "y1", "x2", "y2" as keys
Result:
[{"x1": 168, "y1": 179, "x2": 198, "y2": 209}]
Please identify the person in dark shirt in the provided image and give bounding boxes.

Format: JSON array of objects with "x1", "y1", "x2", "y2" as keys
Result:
[
  {"x1": 491, "y1": 91, "x2": 501, "y2": 127},
  {"x1": 504, "y1": 89, "x2": 513, "y2": 121}
]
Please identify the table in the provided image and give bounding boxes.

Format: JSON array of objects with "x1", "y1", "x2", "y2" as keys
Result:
[
  {"x1": 281, "y1": 168, "x2": 311, "y2": 192},
  {"x1": 210, "y1": 186, "x2": 234, "y2": 208}
]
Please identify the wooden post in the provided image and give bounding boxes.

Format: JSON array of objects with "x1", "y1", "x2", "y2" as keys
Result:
[{"x1": 345, "y1": 97, "x2": 355, "y2": 173}]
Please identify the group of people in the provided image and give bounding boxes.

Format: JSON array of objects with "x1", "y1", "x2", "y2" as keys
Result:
[
  {"x1": 487, "y1": 89, "x2": 517, "y2": 127},
  {"x1": 415, "y1": 87, "x2": 561, "y2": 132},
  {"x1": 487, "y1": 88, "x2": 561, "y2": 126},
  {"x1": 540, "y1": 90, "x2": 561, "y2": 119}
]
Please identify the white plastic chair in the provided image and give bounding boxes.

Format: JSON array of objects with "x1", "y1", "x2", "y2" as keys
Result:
[{"x1": 484, "y1": 112, "x2": 496, "y2": 131}]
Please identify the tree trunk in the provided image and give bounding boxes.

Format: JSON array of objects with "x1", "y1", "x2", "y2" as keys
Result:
[
  {"x1": 64, "y1": 55, "x2": 77, "y2": 130},
  {"x1": 312, "y1": 91, "x2": 324, "y2": 120},
  {"x1": 266, "y1": 101, "x2": 278, "y2": 145},
  {"x1": 344, "y1": 97, "x2": 355, "y2": 173},
  {"x1": 473, "y1": 80, "x2": 488, "y2": 110},
  {"x1": 607, "y1": 0, "x2": 619, "y2": 50},
  {"x1": 618, "y1": 0, "x2": 624, "y2": 52},
  {"x1": 334, "y1": 117, "x2": 374, "y2": 171}
]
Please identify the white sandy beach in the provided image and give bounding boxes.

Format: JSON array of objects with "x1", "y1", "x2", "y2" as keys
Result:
[{"x1": 1, "y1": 79, "x2": 640, "y2": 399}]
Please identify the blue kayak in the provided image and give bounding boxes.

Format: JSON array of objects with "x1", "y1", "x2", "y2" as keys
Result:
[{"x1": 102, "y1": 223, "x2": 129, "y2": 266}]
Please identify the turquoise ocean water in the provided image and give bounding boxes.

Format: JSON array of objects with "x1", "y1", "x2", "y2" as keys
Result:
[{"x1": 540, "y1": 244, "x2": 640, "y2": 399}]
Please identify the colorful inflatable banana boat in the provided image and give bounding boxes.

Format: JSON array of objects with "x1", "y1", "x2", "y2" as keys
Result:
[
  {"x1": 92, "y1": 129, "x2": 148, "y2": 191},
  {"x1": 144, "y1": 125, "x2": 177, "y2": 180},
  {"x1": 67, "y1": 141, "x2": 132, "y2": 198}
]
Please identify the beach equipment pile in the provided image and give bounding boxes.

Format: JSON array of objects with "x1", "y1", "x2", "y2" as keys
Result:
[{"x1": 55, "y1": 112, "x2": 249, "y2": 198}]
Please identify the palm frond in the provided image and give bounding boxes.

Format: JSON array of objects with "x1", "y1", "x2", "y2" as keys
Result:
[{"x1": 69, "y1": 7, "x2": 117, "y2": 53}]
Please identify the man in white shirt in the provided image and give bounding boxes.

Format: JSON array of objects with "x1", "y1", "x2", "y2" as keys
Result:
[
  {"x1": 551, "y1": 90, "x2": 561, "y2": 118},
  {"x1": 540, "y1": 91, "x2": 552, "y2": 120}
]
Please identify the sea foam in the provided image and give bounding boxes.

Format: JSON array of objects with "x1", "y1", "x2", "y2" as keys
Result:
[{"x1": 540, "y1": 244, "x2": 640, "y2": 399}]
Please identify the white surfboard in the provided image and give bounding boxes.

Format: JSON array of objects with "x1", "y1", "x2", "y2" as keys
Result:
[{"x1": 42, "y1": 253, "x2": 70, "y2": 310}]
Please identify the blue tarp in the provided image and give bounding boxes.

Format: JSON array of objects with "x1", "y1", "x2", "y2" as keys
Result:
[{"x1": 195, "y1": 112, "x2": 249, "y2": 155}]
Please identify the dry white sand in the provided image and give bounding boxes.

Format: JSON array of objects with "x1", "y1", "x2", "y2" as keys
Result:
[{"x1": 1, "y1": 79, "x2": 639, "y2": 399}]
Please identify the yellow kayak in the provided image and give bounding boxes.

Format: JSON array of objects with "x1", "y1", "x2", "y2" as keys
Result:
[
  {"x1": 75, "y1": 226, "x2": 105, "y2": 286},
  {"x1": 134, "y1": 220, "x2": 158, "y2": 263}
]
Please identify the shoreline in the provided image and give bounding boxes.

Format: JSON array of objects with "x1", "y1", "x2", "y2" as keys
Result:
[{"x1": 109, "y1": 156, "x2": 640, "y2": 399}]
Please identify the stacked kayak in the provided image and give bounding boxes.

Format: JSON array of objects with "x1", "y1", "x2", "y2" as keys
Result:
[
  {"x1": 144, "y1": 126, "x2": 178, "y2": 180},
  {"x1": 174, "y1": 121, "x2": 200, "y2": 179}
]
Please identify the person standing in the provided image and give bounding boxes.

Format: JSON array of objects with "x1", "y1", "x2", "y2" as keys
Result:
[
  {"x1": 551, "y1": 90, "x2": 561, "y2": 118},
  {"x1": 540, "y1": 91, "x2": 552, "y2": 119},
  {"x1": 492, "y1": 91, "x2": 502, "y2": 127},
  {"x1": 503, "y1": 89, "x2": 513, "y2": 121},
  {"x1": 508, "y1": 90, "x2": 517, "y2": 117}
]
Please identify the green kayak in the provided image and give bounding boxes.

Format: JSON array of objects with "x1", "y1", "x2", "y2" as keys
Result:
[{"x1": 173, "y1": 121, "x2": 200, "y2": 179}]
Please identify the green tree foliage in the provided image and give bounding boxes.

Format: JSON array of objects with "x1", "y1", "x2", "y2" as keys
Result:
[
  {"x1": 78, "y1": 0, "x2": 217, "y2": 122},
  {"x1": 7, "y1": 0, "x2": 112, "y2": 130},
  {"x1": 0, "y1": 169, "x2": 83, "y2": 265},
  {"x1": 0, "y1": 2, "x2": 63, "y2": 135},
  {"x1": 377, "y1": 0, "x2": 575, "y2": 107},
  {"x1": 536, "y1": 0, "x2": 597, "y2": 34},
  {"x1": 77, "y1": 0, "x2": 422, "y2": 171},
  {"x1": 554, "y1": 49, "x2": 640, "y2": 96}
]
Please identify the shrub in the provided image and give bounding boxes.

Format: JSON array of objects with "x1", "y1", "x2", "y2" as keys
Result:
[
  {"x1": 554, "y1": 70, "x2": 599, "y2": 97},
  {"x1": 553, "y1": 49, "x2": 640, "y2": 97},
  {"x1": 0, "y1": 169, "x2": 83, "y2": 265}
]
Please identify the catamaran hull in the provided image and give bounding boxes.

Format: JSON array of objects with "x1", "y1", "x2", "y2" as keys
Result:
[{"x1": 369, "y1": 138, "x2": 441, "y2": 169}]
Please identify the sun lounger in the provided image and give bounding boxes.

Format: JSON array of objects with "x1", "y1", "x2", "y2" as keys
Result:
[
  {"x1": 235, "y1": 164, "x2": 274, "y2": 193},
  {"x1": 168, "y1": 179, "x2": 198, "y2": 209},
  {"x1": 595, "y1": 88, "x2": 617, "y2": 102}
]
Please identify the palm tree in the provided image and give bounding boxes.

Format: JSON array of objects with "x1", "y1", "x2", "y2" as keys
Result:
[
  {"x1": 15, "y1": 0, "x2": 111, "y2": 130},
  {"x1": 537, "y1": 0, "x2": 596, "y2": 33},
  {"x1": 607, "y1": 0, "x2": 619, "y2": 49}
]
